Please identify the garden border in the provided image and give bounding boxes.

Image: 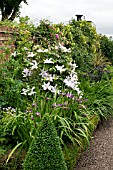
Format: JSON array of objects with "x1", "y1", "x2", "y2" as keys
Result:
[{"x1": 64, "y1": 115, "x2": 100, "y2": 170}]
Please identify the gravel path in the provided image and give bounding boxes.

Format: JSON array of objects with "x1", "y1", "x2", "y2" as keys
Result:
[{"x1": 74, "y1": 119, "x2": 113, "y2": 170}]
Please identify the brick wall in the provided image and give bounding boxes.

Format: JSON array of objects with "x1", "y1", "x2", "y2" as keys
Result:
[{"x1": 0, "y1": 26, "x2": 17, "y2": 63}]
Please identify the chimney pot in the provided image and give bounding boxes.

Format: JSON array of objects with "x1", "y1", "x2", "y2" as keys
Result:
[{"x1": 76, "y1": 14, "x2": 83, "y2": 21}]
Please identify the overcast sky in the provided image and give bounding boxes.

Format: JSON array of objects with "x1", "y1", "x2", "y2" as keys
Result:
[{"x1": 20, "y1": 0, "x2": 113, "y2": 37}]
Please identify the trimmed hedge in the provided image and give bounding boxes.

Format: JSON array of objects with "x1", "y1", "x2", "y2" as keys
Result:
[{"x1": 23, "y1": 114, "x2": 67, "y2": 170}]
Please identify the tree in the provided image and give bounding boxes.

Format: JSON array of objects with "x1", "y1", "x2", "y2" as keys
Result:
[
  {"x1": 99, "y1": 35, "x2": 113, "y2": 64},
  {"x1": 0, "y1": 0, "x2": 28, "y2": 21}
]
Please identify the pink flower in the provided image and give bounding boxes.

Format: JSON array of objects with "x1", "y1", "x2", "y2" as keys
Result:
[
  {"x1": 32, "y1": 102, "x2": 38, "y2": 107},
  {"x1": 35, "y1": 112, "x2": 41, "y2": 116},
  {"x1": 55, "y1": 34, "x2": 59, "y2": 39},
  {"x1": 31, "y1": 116, "x2": 34, "y2": 120}
]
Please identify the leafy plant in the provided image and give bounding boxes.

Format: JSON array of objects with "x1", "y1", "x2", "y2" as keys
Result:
[
  {"x1": 1, "y1": 17, "x2": 113, "y2": 170},
  {"x1": 80, "y1": 79, "x2": 113, "y2": 119}
]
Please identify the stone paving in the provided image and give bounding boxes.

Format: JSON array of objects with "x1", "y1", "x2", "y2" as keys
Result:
[{"x1": 74, "y1": 119, "x2": 113, "y2": 170}]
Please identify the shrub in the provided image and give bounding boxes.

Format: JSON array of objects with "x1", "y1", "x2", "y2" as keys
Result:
[
  {"x1": 69, "y1": 19, "x2": 100, "y2": 71},
  {"x1": 99, "y1": 35, "x2": 113, "y2": 64},
  {"x1": 23, "y1": 113, "x2": 67, "y2": 170}
]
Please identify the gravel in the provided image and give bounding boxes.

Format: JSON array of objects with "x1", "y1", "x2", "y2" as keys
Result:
[{"x1": 74, "y1": 119, "x2": 113, "y2": 170}]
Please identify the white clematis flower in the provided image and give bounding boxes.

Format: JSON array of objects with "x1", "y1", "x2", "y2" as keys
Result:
[
  {"x1": 63, "y1": 70, "x2": 82, "y2": 96},
  {"x1": 12, "y1": 51, "x2": 17, "y2": 57},
  {"x1": 59, "y1": 43, "x2": 71, "y2": 53},
  {"x1": 22, "y1": 68, "x2": 32, "y2": 77},
  {"x1": 44, "y1": 58, "x2": 54, "y2": 64},
  {"x1": 28, "y1": 86, "x2": 36, "y2": 95},
  {"x1": 42, "y1": 82, "x2": 52, "y2": 91},
  {"x1": 69, "y1": 62, "x2": 78, "y2": 68},
  {"x1": 21, "y1": 88, "x2": 30, "y2": 95},
  {"x1": 55, "y1": 65, "x2": 66, "y2": 74},
  {"x1": 30, "y1": 60, "x2": 38, "y2": 70},
  {"x1": 27, "y1": 52, "x2": 36, "y2": 58},
  {"x1": 39, "y1": 69, "x2": 49, "y2": 78},
  {"x1": 37, "y1": 49, "x2": 48, "y2": 52},
  {"x1": 21, "y1": 86, "x2": 36, "y2": 96}
]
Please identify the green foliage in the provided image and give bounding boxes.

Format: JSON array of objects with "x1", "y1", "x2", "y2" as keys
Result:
[
  {"x1": 81, "y1": 51, "x2": 111, "y2": 82},
  {"x1": 0, "y1": 58, "x2": 24, "y2": 109},
  {"x1": 1, "y1": 17, "x2": 113, "y2": 170},
  {"x1": 80, "y1": 79, "x2": 113, "y2": 119},
  {"x1": 23, "y1": 114, "x2": 67, "y2": 170},
  {"x1": 69, "y1": 19, "x2": 100, "y2": 71},
  {"x1": 99, "y1": 35, "x2": 113, "y2": 64},
  {"x1": 0, "y1": 113, "x2": 16, "y2": 166},
  {"x1": 0, "y1": 111, "x2": 35, "y2": 152}
]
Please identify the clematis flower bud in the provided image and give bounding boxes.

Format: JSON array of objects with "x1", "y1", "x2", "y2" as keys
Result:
[{"x1": 55, "y1": 34, "x2": 59, "y2": 39}]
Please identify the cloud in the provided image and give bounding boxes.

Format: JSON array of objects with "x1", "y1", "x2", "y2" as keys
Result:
[{"x1": 20, "y1": 0, "x2": 113, "y2": 36}]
